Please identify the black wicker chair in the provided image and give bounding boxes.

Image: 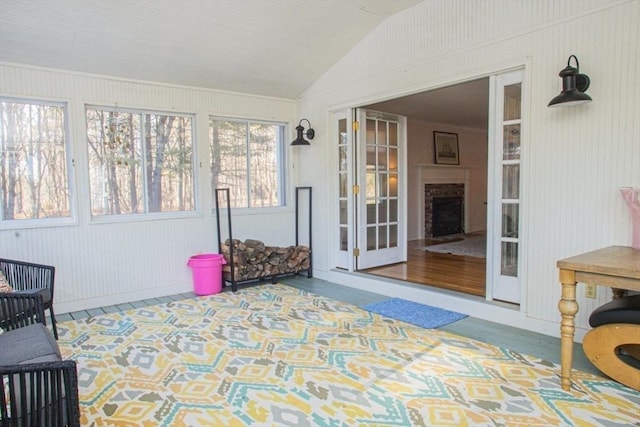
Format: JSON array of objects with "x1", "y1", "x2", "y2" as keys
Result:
[
  {"x1": 0, "y1": 293, "x2": 80, "y2": 427},
  {"x1": 0, "y1": 258, "x2": 58, "y2": 339}
]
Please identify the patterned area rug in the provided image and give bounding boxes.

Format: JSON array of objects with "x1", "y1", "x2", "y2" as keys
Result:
[
  {"x1": 361, "y1": 298, "x2": 467, "y2": 328},
  {"x1": 58, "y1": 284, "x2": 640, "y2": 426},
  {"x1": 423, "y1": 234, "x2": 486, "y2": 258}
]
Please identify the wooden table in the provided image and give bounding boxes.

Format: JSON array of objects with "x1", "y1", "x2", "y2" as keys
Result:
[{"x1": 557, "y1": 246, "x2": 640, "y2": 390}]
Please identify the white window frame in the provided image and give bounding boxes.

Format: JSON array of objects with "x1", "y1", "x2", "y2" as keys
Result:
[
  {"x1": 85, "y1": 105, "x2": 197, "y2": 221},
  {"x1": 209, "y1": 116, "x2": 287, "y2": 211},
  {"x1": 0, "y1": 96, "x2": 76, "y2": 230}
]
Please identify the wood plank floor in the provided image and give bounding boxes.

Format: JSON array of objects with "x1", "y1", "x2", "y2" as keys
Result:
[
  {"x1": 362, "y1": 237, "x2": 486, "y2": 296},
  {"x1": 56, "y1": 275, "x2": 599, "y2": 376}
]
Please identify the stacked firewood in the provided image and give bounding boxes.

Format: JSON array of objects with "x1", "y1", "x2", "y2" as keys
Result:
[{"x1": 220, "y1": 239, "x2": 311, "y2": 282}]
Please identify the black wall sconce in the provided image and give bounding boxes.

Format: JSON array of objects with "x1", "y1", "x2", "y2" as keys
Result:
[
  {"x1": 291, "y1": 119, "x2": 315, "y2": 146},
  {"x1": 548, "y1": 55, "x2": 592, "y2": 107}
]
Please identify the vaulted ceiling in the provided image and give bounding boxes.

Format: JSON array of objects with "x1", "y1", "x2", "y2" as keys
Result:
[{"x1": 0, "y1": 0, "x2": 422, "y2": 99}]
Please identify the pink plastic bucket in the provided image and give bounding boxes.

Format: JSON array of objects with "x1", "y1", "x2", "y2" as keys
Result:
[{"x1": 187, "y1": 254, "x2": 226, "y2": 296}]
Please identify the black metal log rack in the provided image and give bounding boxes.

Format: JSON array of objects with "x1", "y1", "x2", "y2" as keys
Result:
[{"x1": 215, "y1": 187, "x2": 313, "y2": 292}]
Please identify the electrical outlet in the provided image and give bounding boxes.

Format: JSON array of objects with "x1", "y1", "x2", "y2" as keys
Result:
[{"x1": 585, "y1": 284, "x2": 597, "y2": 299}]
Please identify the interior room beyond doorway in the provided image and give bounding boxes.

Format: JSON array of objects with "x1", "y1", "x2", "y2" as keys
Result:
[{"x1": 360, "y1": 78, "x2": 489, "y2": 297}]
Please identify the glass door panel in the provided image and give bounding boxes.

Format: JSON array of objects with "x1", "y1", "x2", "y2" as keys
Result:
[
  {"x1": 337, "y1": 117, "x2": 350, "y2": 257},
  {"x1": 490, "y1": 72, "x2": 524, "y2": 304},
  {"x1": 356, "y1": 109, "x2": 405, "y2": 268}
]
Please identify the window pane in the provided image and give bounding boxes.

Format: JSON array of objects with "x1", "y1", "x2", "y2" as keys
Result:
[
  {"x1": 389, "y1": 224, "x2": 398, "y2": 247},
  {"x1": 389, "y1": 173, "x2": 398, "y2": 197},
  {"x1": 502, "y1": 203, "x2": 519, "y2": 238},
  {"x1": 340, "y1": 227, "x2": 348, "y2": 251},
  {"x1": 379, "y1": 173, "x2": 388, "y2": 197},
  {"x1": 501, "y1": 241, "x2": 518, "y2": 276},
  {"x1": 339, "y1": 200, "x2": 347, "y2": 224},
  {"x1": 1, "y1": 99, "x2": 71, "y2": 220},
  {"x1": 87, "y1": 107, "x2": 194, "y2": 216},
  {"x1": 504, "y1": 83, "x2": 521, "y2": 121},
  {"x1": 366, "y1": 119, "x2": 376, "y2": 144},
  {"x1": 389, "y1": 147, "x2": 398, "y2": 171},
  {"x1": 339, "y1": 173, "x2": 347, "y2": 198},
  {"x1": 366, "y1": 201, "x2": 376, "y2": 224},
  {"x1": 86, "y1": 109, "x2": 143, "y2": 215},
  {"x1": 377, "y1": 121, "x2": 387, "y2": 147},
  {"x1": 377, "y1": 147, "x2": 387, "y2": 170},
  {"x1": 378, "y1": 200, "x2": 387, "y2": 223},
  {"x1": 378, "y1": 225, "x2": 388, "y2": 249},
  {"x1": 211, "y1": 120, "x2": 248, "y2": 208},
  {"x1": 338, "y1": 119, "x2": 347, "y2": 145},
  {"x1": 145, "y1": 114, "x2": 194, "y2": 213},
  {"x1": 367, "y1": 226, "x2": 376, "y2": 250},
  {"x1": 503, "y1": 124, "x2": 520, "y2": 160},
  {"x1": 249, "y1": 123, "x2": 281, "y2": 207},
  {"x1": 338, "y1": 146, "x2": 347, "y2": 171},
  {"x1": 389, "y1": 199, "x2": 398, "y2": 222},
  {"x1": 502, "y1": 164, "x2": 520, "y2": 199},
  {"x1": 210, "y1": 118, "x2": 285, "y2": 209},
  {"x1": 389, "y1": 122, "x2": 398, "y2": 146}
]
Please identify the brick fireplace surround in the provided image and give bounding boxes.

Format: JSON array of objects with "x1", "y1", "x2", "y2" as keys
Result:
[{"x1": 424, "y1": 183, "x2": 465, "y2": 238}]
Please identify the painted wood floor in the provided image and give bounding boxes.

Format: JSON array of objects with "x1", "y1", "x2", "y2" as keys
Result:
[{"x1": 56, "y1": 275, "x2": 599, "y2": 376}]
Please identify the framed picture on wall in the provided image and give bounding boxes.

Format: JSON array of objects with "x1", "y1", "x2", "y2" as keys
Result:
[{"x1": 434, "y1": 131, "x2": 459, "y2": 165}]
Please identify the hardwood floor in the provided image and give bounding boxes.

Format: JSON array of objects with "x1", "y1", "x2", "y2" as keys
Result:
[{"x1": 362, "y1": 237, "x2": 486, "y2": 296}]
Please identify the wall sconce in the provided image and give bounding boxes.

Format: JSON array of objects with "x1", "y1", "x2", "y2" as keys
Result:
[
  {"x1": 291, "y1": 119, "x2": 315, "y2": 146},
  {"x1": 548, "y1": 55, "x2": 592, "y2": 107}
]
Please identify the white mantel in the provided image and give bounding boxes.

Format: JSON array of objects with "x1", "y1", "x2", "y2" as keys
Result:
[{"x1": 417, "y1": 163, "x2": 471, "y2": 184}]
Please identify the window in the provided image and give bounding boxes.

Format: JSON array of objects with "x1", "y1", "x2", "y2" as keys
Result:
[
  {"x1": 86, "y1": 106, "x2": 195, "y2": 216},
  {"x1": 210, "y1": 118, "x2": 285, "y2": 208},
  {"x1": 0, "y1": 98, "x2": 72, "y2": 222}
]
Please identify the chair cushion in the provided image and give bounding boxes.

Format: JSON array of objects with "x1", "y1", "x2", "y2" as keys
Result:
[
  {"x1": 0, "y1": 324, "x2": 61, "y2": 365},
  {"x1": 589, "y1": 294, "x2": 640, "y2": 327},
  {"x1": 13, "y1": 288, "x2": 52, "y2": 306}
]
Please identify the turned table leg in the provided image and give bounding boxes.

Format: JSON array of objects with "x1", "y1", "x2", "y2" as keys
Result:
[
  {"x1": 558, "y1": 268, "x2": 579, "y2": 391},
  {"x1": 612, "y1": 288, "x2": 627, "y2": 299}
]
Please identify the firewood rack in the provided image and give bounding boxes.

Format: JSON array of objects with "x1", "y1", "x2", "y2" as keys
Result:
[{"x1": 215, "y1": 187, "x2": 313, "y2": 292}]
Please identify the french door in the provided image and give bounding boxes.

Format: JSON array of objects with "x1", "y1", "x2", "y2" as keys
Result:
[
  {"x1": 488, "y1": 69, "x2": 524, "y2": 304},
  {"x1": 334, "y1": 109, "x2": 406, "y2": 271}
]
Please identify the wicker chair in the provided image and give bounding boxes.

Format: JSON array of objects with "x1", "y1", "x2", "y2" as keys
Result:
[
  {"x1": 0, "y1": 293, "x2": 80, "y2": 426},
  {"x1": 0, "y1": 258, "x2": 58, "y2": 339}
]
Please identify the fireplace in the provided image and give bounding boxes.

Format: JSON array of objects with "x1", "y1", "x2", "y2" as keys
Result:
[
  {"x1": 425, "y1": 183, "x2": 465, "y2": 238},
  {"x1": 432, "y1": 196, "x2": 463, "y2": 237}
]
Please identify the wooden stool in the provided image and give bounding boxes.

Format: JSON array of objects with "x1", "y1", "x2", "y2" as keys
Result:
[{"x1": 582, "y1": 295, "x2": 640, "y2": 391}]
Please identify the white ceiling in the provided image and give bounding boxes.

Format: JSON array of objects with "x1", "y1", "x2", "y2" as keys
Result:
[
  {"x1": 0, "y1": 0, "x2": 422, "y2": 99},
  {"x1": 1, "y1": 0, "x2": 489, "y2": 128},
  {"x1": 365, "y1": 78, "x2": 489, "y2": 129}
]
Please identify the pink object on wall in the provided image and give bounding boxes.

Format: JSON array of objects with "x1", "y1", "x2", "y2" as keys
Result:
[{"x1": 620, "y1": 187, "x2": 640, "y2": 250}]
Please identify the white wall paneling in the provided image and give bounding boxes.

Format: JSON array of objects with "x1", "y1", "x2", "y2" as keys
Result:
[
  {"x1": 0, "y1": 64, "x2": 297, "y2": 312},
  {"x1": 298, "y1": 0, "x2": 640, "y2": 339}
]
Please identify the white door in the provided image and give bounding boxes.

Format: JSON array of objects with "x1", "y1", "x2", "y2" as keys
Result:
[
  {"x1": 488, "y1": 70, "x2": 524, "y2": 303},
  {"x1": 355, "y1": 109, "x2": 407, "y2": 270},
  {"x1": 334, "y1": 110, "x2": 355, "y2": 270}
]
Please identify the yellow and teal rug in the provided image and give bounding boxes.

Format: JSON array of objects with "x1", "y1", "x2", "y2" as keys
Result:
[{"x1": 58, "y1": 284, "x2": 639, "y2": 426}]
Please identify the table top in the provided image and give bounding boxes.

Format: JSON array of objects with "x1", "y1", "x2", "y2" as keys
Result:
[{"x1": 557, "y1": 246, "x2": 640, "y2": 279}]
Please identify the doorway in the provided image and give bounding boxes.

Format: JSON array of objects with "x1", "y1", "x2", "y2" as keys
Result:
[
  {"x1": 356, "y1": 78, "x2": 489, "y2": 297},
  {"x1": 333, "y1": 71, "x2": 524, "y2": 304}
]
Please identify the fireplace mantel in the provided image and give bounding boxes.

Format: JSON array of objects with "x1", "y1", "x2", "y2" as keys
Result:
[{"x1": 417, "y1": 163, "x2": 470, "y2": 184}]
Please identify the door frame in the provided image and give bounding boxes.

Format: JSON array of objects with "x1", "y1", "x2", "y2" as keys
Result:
[{"x1": 328, "y1": 59, "x2": 529, "y2": 309}]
